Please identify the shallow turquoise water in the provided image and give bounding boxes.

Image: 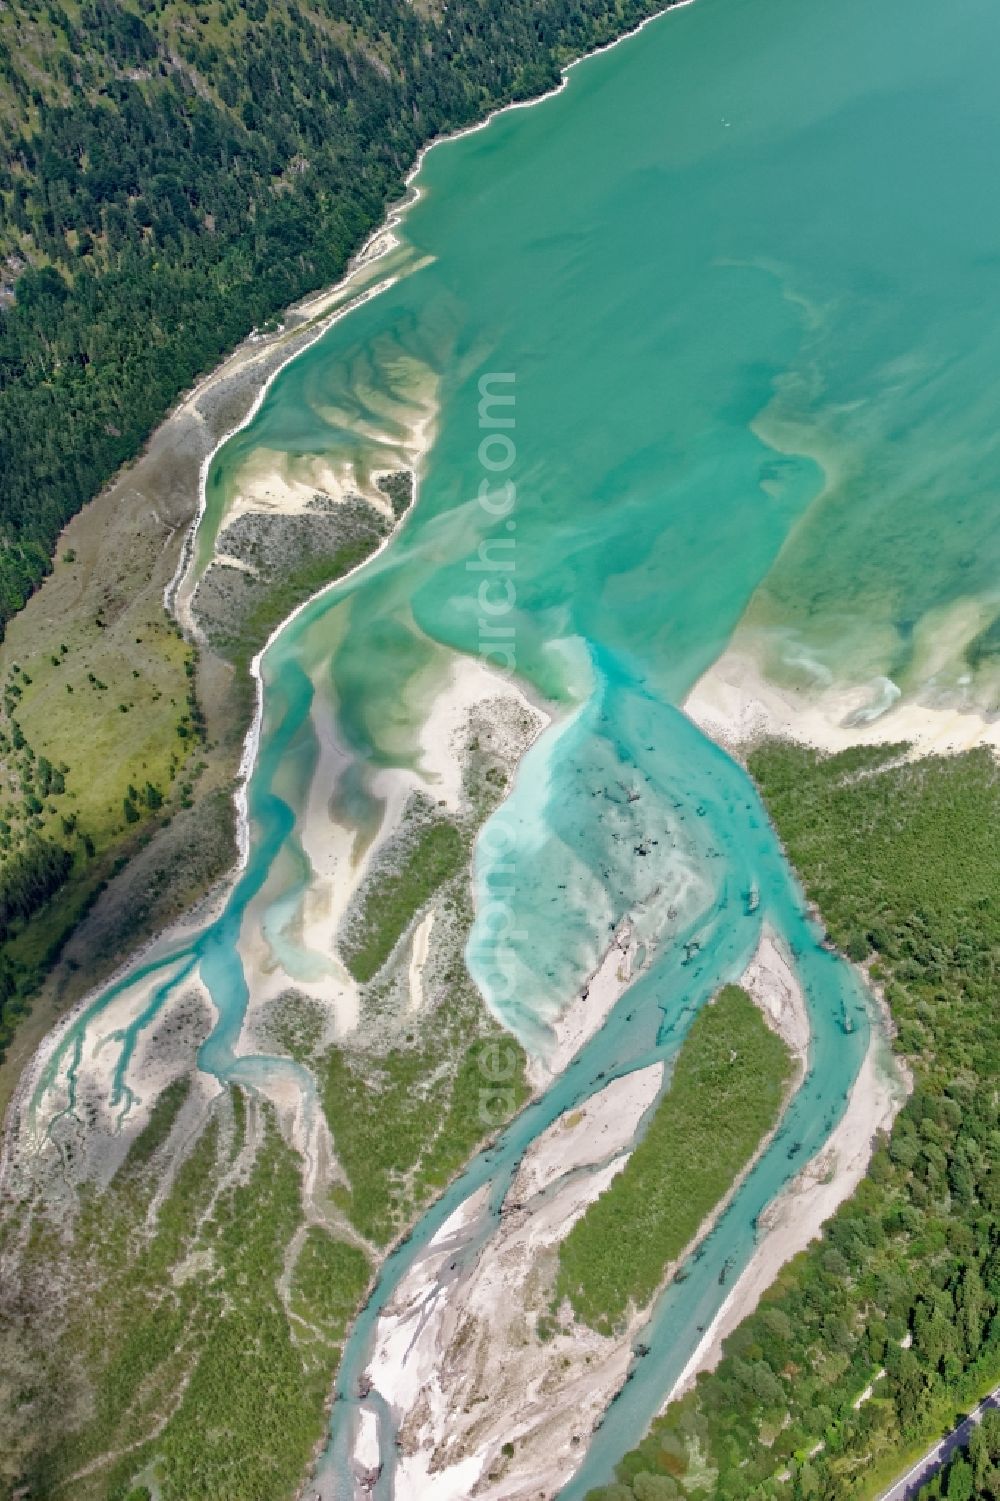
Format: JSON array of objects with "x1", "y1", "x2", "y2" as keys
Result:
[
  {"x1": 319, "y1": 681, "x2": 870, "y2": 1500},
  {"x1": 32, "y1": 0, "x2": 1000, "y2": 1490}
]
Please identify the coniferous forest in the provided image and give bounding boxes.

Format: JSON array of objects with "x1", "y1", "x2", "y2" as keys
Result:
[{"x1": 0, "y1": 0, "x2": 677, "y2": 627}]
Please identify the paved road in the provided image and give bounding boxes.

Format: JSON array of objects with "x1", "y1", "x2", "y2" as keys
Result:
[{"x1": 878, "y1": 1387, "x2": 1000, "y2": 1501}]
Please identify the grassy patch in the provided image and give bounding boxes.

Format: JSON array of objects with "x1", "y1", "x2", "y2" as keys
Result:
[
  {"x1": 323, "y1": 1028, "x2": 529, "y2": 1246},
  {"x1": 288, "y1": 1227, "x2": 370, "y2": 1371},
  {"x1": 340, "y1": 818, "x2": 467, "y2": 984},
  {"x1": 555, "y1": 985, "x2": 792, "y2": 1334},
  {"x1": 323, "y1": 835, "x2": 531, "y2": 1247},
  {"x1": 8, "y1": 619, "x2": 195, "y2": 848},
  {"x1": 0, "y1": 534, "x2": 207, "y2": 1067},
  {"x1": 262, "y1": 994, "x2": 328, "y2": 1063}
]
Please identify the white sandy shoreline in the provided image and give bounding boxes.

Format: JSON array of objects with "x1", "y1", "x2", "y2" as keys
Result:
[
  {"x1": 167, "y1": 0, "x2": 698, "y2": 645},
  {"x1": 167, "y1": 272, "x2": 402, "y2": 637},
  {"x1": 685, "y1": 646, "x2": 1000, "y2": 761}
]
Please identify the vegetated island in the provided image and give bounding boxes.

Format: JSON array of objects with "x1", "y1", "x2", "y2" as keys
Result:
[{"x1": 555, "y1": 983, "x2": 795, "y2": 1336}]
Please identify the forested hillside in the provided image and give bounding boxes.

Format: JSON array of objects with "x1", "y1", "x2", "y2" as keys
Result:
[{"x1": 0, "y1": 0, "x2": 674, "y2": 627}]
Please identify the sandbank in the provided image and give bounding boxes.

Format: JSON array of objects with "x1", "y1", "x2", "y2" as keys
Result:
[{"x1": 685, "y1": 647, "x2": 1000, "y2": 760}]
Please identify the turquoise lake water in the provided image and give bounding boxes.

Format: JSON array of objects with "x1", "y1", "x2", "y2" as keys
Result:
[{"x1": 32, "y1": 0, "x2": 1000, "y2": 1491}]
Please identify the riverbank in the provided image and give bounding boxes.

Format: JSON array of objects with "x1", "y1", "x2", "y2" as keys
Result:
[
  {"x1": 345, "y1": 934, "x2": 805, "y2": 1500},
  {"x1": 0, "y1": 250, "x2": 441, "y2": 1158},
  {"x1": 0, "y1": 280, "x2": 359, "y2": 1121}
]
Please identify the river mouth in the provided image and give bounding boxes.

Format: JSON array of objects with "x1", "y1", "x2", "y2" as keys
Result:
[{"x1": 9, "y1": 0, "x2": 1000, "y2": 1493}]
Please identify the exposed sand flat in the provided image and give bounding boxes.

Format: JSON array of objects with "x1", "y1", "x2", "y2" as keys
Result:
[
  {"x1": 4, "y1": 965, "x2": 223, "y2": 1199},
  {"x1": 234, "y1": 684, "x2": 369, "y2": 1048},
  {"x1": 528, "y1": 919, "x2": 636, "y2": 1089},
  {"x1": 361, "y1": 1185, "x2": 492, "y2": 1416},
  {"x1": 741, "y1": 925, "x2": 811, "y2": 1072},
  {"x1": 407, "y1": 911, "x2": 436, "y2": 1013},
  {"x1": 116, "y1": 979, "x2": 216, "y2": 1117},
  {"x1": 382, "y1": 649, "x2": 549, "y2": 817},
  {"x1": 16, "y1": 924, "x2": 338, "y2": 1221},
  {"x1": 170, "y1": 266, "x2": 415, "y2": 638},
  {"x1": 234, "y1": 651, "x2": 545, "y2": 1060},
  {"x1": 665, "y1": 1022, "x2": 906, "y2": 1403},
  {"x1": 352, "y1": 1406, "x2": 381, "y2": 1475},
  {"x1": 17, "y1": 958, "x2": 202, "y2": 1153},
  {"x1": 227, "y1": 452, "x2": 387, "y2": 523},
  {"x1": 420, "y1": 659, "x2": 538, "y2": 811},
  {"x1": 511, "y1": 1063, "x2": 663, "y2": 1204},
  {"x1": 346, "y1": 923, "x2": 823, "y2": 1501},
  {"x1": 213, "y1": 551, "x2": 260, "y2": 575},
  {"x1": 186, "y1": 380, "x2": 437, "y2": 646},
  {"x1": 685, "y1": 647, "x2": 1000, "y2": 759},
  {"x1": 219, "y1": 444, "x2": 412, "y2": 533}
]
